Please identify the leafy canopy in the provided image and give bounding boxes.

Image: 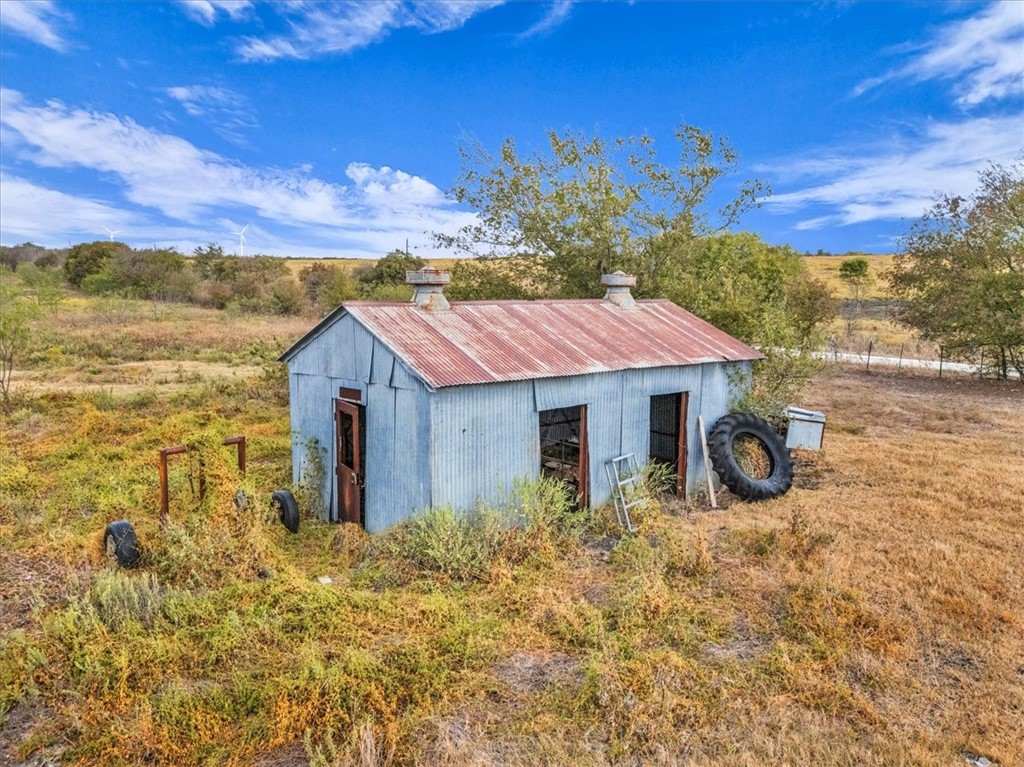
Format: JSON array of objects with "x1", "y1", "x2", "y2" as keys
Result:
[
  {"x1": 436, "y1": 125, "x2": 767, "y2": 298},
  {"x1": 889, "y1": 159, "x2": 1024, "y2": 379}
]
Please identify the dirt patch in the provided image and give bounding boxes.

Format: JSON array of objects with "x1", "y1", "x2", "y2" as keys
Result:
[
  {"x1": 0, "y1": 703, "x2": 63, "y2": 767},
  {"x1": 250, "y1": 742, "x2": 309, "y2": 767},
  {"x1": 495, "y1": 650, "x2": 580, "y2": 694}
]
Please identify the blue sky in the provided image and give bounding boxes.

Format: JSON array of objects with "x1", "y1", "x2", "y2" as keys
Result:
[{"x1": 1, "y1": 1, "x2": 1021, "y2": 258}]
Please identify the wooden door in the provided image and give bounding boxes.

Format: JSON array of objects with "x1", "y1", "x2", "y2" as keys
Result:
[
  {"x1": 335, "y1": 400, "x2": 362, "y2": 525},
  {"x1": 675, "y1": 393, "x2": 689, "y2": 497}
]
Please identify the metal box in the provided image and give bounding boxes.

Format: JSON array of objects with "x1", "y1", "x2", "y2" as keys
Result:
[{"x1": 785, "y1": 406, "x2": 826, "y2": 450}]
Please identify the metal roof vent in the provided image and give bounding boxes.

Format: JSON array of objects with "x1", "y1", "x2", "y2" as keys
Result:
[
  {"x1": 406, "y1": 268, "x2": 451, "y2": 311},
  {"x1": 601, "y1": 271, "x2": 637, "y2": 309}
]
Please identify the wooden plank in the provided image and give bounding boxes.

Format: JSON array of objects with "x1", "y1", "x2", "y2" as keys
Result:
[{"x1": 697, "y1": 415, "x2": 718, "y2": 509}]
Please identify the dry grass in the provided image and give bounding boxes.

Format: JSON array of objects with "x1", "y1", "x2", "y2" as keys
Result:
[
  {"x1": 279, "y1": 258, "x2": 463, "y2": 278},
  {"x1": 1, "y1": 293, "x2": 1022, "y2": 767},
  {"x1": 802, "y1": 254, "x2": 895, "y2": 300}
]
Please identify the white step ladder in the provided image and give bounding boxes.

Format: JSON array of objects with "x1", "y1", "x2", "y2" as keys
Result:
[{"x1": 605, "y1": 453, "x2": 642, "y2": 533}]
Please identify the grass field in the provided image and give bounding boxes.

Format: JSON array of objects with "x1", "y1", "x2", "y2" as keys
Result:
[
  {"x1": 2, "y1": 291, "x2": 1020, "y2": 767},
  {"x1": 802, "y1": 254, "x2": 895, "y2": 300}
]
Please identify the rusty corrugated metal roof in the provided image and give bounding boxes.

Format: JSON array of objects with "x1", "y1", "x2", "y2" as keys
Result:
[{"x1": 331, "y1": 298, "x2": 761, "y2": 389}]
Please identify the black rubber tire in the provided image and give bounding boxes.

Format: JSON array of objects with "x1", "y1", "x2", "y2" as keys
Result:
[
  {"x1": 103, "y1": 520, "x2": 141, "y2": 568},
  {"x1": 708, "y1": 413, "x2": 794, "y2": 501},
  {"x1": 271, "y1": 490, "x2": 299, "y2": 534}
]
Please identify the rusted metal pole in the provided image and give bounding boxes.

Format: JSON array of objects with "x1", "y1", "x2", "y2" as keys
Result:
[
  {"x1": 158, "y1": 436, "x2": 245, "y2": 525},
  {"x1": 158, "y1": 445, "x2": 189, "y2": 526},
  {"x1": 223, "y1": 435, "x2": 246, "y2": 474},
  {"x1": 898, "y1": 344, "x2": 904, "y2": 374},
  {"x1": 866, "y1": 340, "x2": 873, "y2": 373}
]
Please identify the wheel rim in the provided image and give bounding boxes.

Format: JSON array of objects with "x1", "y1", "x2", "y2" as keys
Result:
[{"x1": 732, "y1": 433, "x2": 775, "y2": 480}]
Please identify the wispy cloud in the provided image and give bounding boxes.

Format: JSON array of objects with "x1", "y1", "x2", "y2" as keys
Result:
[
  {"x1": 0, "y1": 174, "x2": 138, "y2": 242},
  {"x1": 225, "y1": 1, "x2": 505, "y2": 61},
  {"x1": 166, "y1": 84, "x2": 258, "y2": 147},
  {"x1": 518, "y1": 0, "x2": 574, "y2": 40},
  {"x1": 0, "y1": 88, "x2": 476, "y2": 257},
  {"x1": 0, "y1": 0, "x2": 71, "y2": 52},
  {"x1": 178, "y1": 0, "x2": 253, "y2": 27},
  {"x1": 765, "y1": 2, "x2": 1024, "y2": 233},
  {"x1": 853, "y1": 1, "x2": 1024, "y2": 108},
  {"x1": 763, "y1": 114, "x2": 1023, "y2": 229}
]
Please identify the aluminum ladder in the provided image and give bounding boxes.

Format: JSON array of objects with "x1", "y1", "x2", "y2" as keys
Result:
[{"x1": 605, "y1": 453, "x2": 642, "y2": 533}]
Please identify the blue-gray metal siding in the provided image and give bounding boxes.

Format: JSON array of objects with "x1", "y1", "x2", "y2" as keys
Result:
[
  {"x1": 424, "y1": 361, "x2": 750, "y2": 514},
  {"x1": 429, "y1": 381, "x2": 538, "y2": 511},
  {"x1": 287, "y1": 312, "x2": 431, "y2": 531}
]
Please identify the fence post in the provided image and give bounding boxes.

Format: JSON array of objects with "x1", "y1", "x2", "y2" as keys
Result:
[
  {"x1": 939, "y1": 345, "x2": 944, "y2": 379},
  {"x1": 898, "y1": 344, "x2": 904, "y2": 374},
  {"x1": 866, "y1": 340, "x2": 873, "y2": 373}
]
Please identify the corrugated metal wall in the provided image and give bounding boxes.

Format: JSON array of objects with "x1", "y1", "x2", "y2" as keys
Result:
[
  {"x1": 426, "y1": 361, "x2": 750, "y2": 513},
  {"x1": 429, "y1": 381, "x2": 538, "y2": 511},
  {"x1": 287, "y1": 312, "x2": 432, "y2": 531},
  {"x1": 287, "y1": 309, "x2": 752, "y2": 530}
]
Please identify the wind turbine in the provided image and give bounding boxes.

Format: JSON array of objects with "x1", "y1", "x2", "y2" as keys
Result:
[
  {"x1": 102, "y1": 225, "x2": 122, "y2": 242},
  {"x1": 231, "y1": 224, "x2": 249, "y2": 257}
]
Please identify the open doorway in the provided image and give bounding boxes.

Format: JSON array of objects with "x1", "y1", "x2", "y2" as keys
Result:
[
  {"x1": 649, "y1": 392, "x2": 689, "y2": 496},
  {"x1": 334, "y1": 397, "x2": 366, "y2": 526},
  {"x1": 539, "y1": 405, "x2": 589, "y2": 508}
]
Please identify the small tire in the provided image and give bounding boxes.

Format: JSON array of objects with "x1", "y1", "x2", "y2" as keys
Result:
[
  {"x1": 271, "y1": 490, "x2": 299, "y2": 534},
  {"x1": 708, "y1": 413, "x2": 794, "y2": 501},
  {"x1": 103, "y1": 520, "x2": 141, "y2": 568}
]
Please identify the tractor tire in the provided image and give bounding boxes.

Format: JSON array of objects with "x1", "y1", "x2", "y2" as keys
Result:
[
  {"x1": 271, "y1": 490, "x2": 299, "y2": 534},
  {"x1": 103, "y1": 520, "x2": 142, "y2": 568},
  {"x1": 708, "y1": 413, "x2": 793, "y2": 501}
]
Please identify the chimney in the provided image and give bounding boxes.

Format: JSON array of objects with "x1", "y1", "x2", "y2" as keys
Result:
[
  {"x1": 601, "y1": 271, "x2": 637, "y2": 309},
  {"x1": 406, "y1": 268, "x2": 451, "y2": 311}
]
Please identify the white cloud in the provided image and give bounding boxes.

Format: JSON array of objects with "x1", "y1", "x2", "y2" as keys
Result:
[
  {"x1": 518, "y1": 0, "x2": 574, "y2": 40},
  {"x1": 165, "y1": 85, "x2": 258, "y2": 146},
  {"x1": 0, "y1": 0, "x2": 70, "y2": 51},
  {"x1": 0, "y1": 88, "x2": 476, "y2": 258},
  {"x1": 854, "y1": 1, "x2": 1024, "y2": 108},
  {"x1": 763, "y1": 114, "x2": 1024, "y2": 229},
  {"x1": 233, "y1": 0, "x2": 505, "y2": 61},
  {"x1": 178, "y1": 0, "x2": 253, "y2": 27},
  {"x1": 0, "y1": 174, "x2": 136, "y2": 242}
]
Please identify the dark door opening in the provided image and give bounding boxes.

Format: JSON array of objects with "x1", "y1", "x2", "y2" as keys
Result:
[
  {"x1": 539, "y1": 405, "x2": 589, "y2": 508},
  {"x1": 334, "y1": 399, "x2": 365, "y2": 526},
  {"x1": 649, "y1": 392, "x2": 689, "y2": 496}
]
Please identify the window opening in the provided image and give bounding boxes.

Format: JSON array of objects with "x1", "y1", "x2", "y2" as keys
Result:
[
  {"x1": 539, "y1": 405, "x2": 588, "y2": 508},
  {"x1": 649, "y1": 392, "x2": 688, "y2": 496}
]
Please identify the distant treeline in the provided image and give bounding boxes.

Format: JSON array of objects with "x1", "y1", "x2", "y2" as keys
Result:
[{"x1": 0, "y1": 241, "x2": 430, "y2": 316}]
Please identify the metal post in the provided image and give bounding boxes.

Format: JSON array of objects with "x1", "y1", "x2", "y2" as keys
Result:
[
  {"x1": 898, "y1": 344, "x2": 904, "y2": 374},
  {"x1": 866, "y1": 340, "x2": 873, "y2": 373},
  {"x1": 939, "y1": 345, "x2": 944, "y2": 379},
  {"x1": 157, "y1": 436, "x2": 245, "y2": 525}
]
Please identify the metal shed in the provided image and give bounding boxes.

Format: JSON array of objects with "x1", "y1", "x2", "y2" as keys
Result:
[{"x1": 279, "y1": 270, "x2": 762, "y2": 532}]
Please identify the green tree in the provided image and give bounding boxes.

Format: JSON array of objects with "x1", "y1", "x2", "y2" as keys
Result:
[
  {"x1": 64, "y1": 241, "x2": 125, "y2": 287},
  {"x1": 889, "y1": 160, "x2": 1023, "y2": 380},
  {"x1": 108, "y1": 248, "x2": 194, "y2": 301},
  {"x1": 435, "y1": 124, "x2": 767, "y2": 297},
  {"x1": 356, "y1": 249, "x2": 426, "y2": 293},
  {"x1": 0, "y1": 273, "x2": 39, "y2": 403},
  {"x1": 838, "y1": 257, "x2": 875, "y2": 335},
  {"x1": 16, "y1": 263, "x2": 66, "y2": 313},
  {"x1": 660, "y1": 233, "x2": 836, "y2": 413}
]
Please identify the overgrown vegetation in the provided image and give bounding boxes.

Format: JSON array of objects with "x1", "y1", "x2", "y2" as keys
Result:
[{"x1": 1, "y1": 290, "x2": 1022, "y2": 766}]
